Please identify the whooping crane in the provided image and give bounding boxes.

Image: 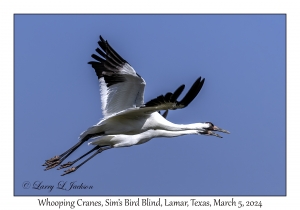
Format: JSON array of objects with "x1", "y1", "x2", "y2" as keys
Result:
[
  {"x1": 60, "y1": 126, "x2": 223, "y2": 176},
  {"x1": 43, "y1": 36, "x2": 229, "y2": 172}
]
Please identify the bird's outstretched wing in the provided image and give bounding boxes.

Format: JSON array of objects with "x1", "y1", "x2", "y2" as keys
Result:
[
  {"x1": 144, "y1": 77, "x2": 205, "y2": 110},
  {"x1": 88, "y1": 36, "x2": 146, "y2": 118},
  {"x1": 108, "y1": 77, "x2": 205, "y2": 118}
]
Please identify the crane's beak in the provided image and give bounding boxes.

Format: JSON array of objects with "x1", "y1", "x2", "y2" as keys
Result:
[
  {"x1": 213, "y1": 126, "x2": 230, "y2": 134},
  {"x1": 208, "y1": 131, "x2": 223, "y2": 138}
]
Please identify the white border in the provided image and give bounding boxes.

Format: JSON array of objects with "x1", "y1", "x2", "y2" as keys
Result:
[{"x1": 2, "y1": 0, "x2": 298, "y2": 209}]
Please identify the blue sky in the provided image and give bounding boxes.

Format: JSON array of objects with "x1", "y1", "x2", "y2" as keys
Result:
[{"x1": 14, "y1": 14, "x2": 285, "y2": 196}]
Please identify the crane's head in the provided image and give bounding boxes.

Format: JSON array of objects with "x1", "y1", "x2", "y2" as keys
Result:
[{"x1": 198, "y1": 122, "x2": 230, "y2": 138}]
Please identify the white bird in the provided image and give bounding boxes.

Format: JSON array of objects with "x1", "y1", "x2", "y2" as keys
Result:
[
  {"x1": 43, "y1": 35, "x2": 229, "y2": 172},
  {"x1": 60, "y1": 127, "x2": 222, "y2": 176}
]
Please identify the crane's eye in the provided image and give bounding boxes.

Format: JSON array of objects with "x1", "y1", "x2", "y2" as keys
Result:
[{"x1": 205, "y1": 122, "x2": 214, "y2": 127}]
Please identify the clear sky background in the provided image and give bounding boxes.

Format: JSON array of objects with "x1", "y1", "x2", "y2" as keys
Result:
[{"x1": 14, "y1": 14, "x2": 285, "y2": 196}]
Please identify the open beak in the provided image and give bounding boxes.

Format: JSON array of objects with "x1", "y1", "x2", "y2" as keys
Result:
[
  {"x1": 213, "y1": 126, "x2": 230, "y2": 134},
  {"x1": 207, "y1": 131, "x2": 223, "y2": 138}
]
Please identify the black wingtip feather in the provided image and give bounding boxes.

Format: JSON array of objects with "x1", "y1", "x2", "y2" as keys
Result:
[
  {"x1": 164, "y1": 92, "x2": 173, "y2": 101},
  {"x1": 95, "y1": 48, "x2": 106, "y2": 58},
  {"x1": 106, "y1": 41, "x2": 127, "y2": 63},
  {"x1": 170, "y1": 85, "x2": 185, "y2": 102},
  {"x1": 178, "y1": 77, "x2": 205, "y2": 107},
  {"x1": 91, "y1": 54, "x2": 105, "y2": 62},
  {"x1": 162, "y1": 110, "x2": 169, "y2": 118},
  {"x1": 98, "y1": 41, "x2": 107, "y2": 53},
  {"x1": 99, "y1": 35, "x2": 105, "y2": 43}
]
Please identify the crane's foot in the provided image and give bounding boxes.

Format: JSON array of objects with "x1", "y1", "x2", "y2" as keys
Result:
[
  {"x1": 57, "y1": 161, "x2": 74, "y2": 170},
  {"x1": 61, "y1": 167, "x2": 77, "y2": 176},
  {"x1": 43, "y1": 155, "x2": 60, "y2": 166},
  {"x1": 44, "y1": 160, "x2": 62, "y2": 170}
]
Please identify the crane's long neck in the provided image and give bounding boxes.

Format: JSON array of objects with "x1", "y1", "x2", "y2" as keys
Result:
[
  {"x1": 161, "y1": 122, "x2": 206, "y2": 131},
  {"x1": 146, "y1": 129, "x2": 200, "y2": 138},
  {"x1": 149, "y1": 112, "x2": 207, "y2": 131}
]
